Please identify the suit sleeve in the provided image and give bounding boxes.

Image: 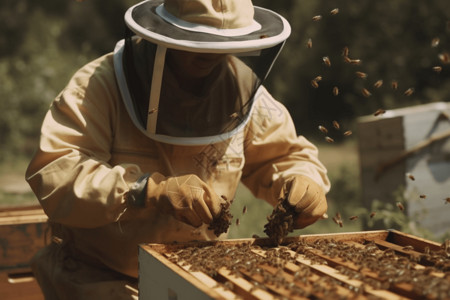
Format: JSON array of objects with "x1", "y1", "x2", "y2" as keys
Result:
[
  {"x1": 241, "y1": 86, "x2": 330, "y2": 206},
  {"x1": 25, "y1": 56, "x2": 144, "y2": 228}
]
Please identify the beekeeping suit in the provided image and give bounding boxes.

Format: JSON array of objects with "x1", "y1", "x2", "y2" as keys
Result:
[{"x1": 25, "y1": 0, "x2": 330, "y2": 299}]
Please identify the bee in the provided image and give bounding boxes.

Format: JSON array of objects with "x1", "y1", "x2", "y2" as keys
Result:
[
  {"x1": 406, "y1": 173, "x2": 415, "y2": 181},
  {"x1": 312, "y1": 15, "x2": 322, "y2": 21},
  {"x1": 314, "y1": 75, "x2": 323, "y2": 82},
  {"x1": 221, "y1": 195, "x2": 228, "y2": 201},
  {"x1": 439, "y1": 53, "x2": 450, "y2": 64},
  {"x1": 343, "y1": 56, "x2": 352, "y2": 63},
  {"x1": 332, "y1": 120, "x2": 340, "y2": 130},
  {"x1": 330, "y1": 8, "x2": 339, "y2": 15},
  {"x1": 369, "y1": 211, "x2": 377, "y2": 218},
  {"x1": 356, "y1": 71, "x2": 368, "y2": 79},
  {"x1": 403, "y1": 88, "x2": 415, "y2": 96},
  {"x1": 318, "y1": 125, "x2": 328, "y2": 134},
  {"x1": 373, "y1": 79, "x2": 383, "y2": 88},
  {"x1": 236, "y1": 218, "x2": 240, "y2": 226},
  {"x1": 342, "y1": 46, "x2": 349, "y2": 57},
  {"x1": 445, "y1": 197, "x2": 450, "y2": 204},
  {"x1": 332, "y1": 217, "x2": 343, "y2": 227},
  {"x1": 373, "y1": 108, "x2": 386, "y2": 116},
  {"x1": 402, "y1": 245, "x2": 414, "y2": 251},
  {"x1": 431, "y1": 37, "x2": 440, "y2": 48},
  {"x1": 307, "y1": 38, "x2": 313, "y2": 49},
  {"x1": 350, "y1": 59, "x2": 362, "y2": 65},
  {"x1": 349, "y1": 216, "x2": 359, "y2": 221},
  {"x1": 361, "y1": 88, "x2": 372, "y2": 97},
  {"x1": 433, "y1": 66, "x2": 442, "y2": 73},
  {"x1": 311, "y1": 80, "x2": 319, "y2": 88},
  {"x1": 148, "y1": 108, "x2": 158, "y2": 114},
  {"x1": 419, "y1": 194, "x2": 427, "y2": 199},
  {"x1": 343, "y1": 130, "x2": 352, "y2": 136},
  {"x1": 332, "y1": 86, "x2": 339, "y2": 96},
  {"x1": 325, "y1": 136, "x2": 334, "y2": 143},
  {"x1": 323, "y1": 56, "x2": 331, "y2": 67},
  {"x1": 391, "y1": 80, "x2": 399, "y2": 90},
  {"x1": 242, "y1": 206, "x2": 247, "y2": 214},
  {"x1": 259, "y1": 34, "x2": 269, "y2": 39},
  {"x1": 396, "y1": 202, "x2": 405, "y2": 211}
]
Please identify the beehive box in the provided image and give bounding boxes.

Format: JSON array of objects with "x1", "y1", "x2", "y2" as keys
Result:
[
  {"x1": 138, "y1": 230, "x2": 450, "y2": 300},
  {"x1": 357, "y1": 102, "x2": 450, "y2": 237},
  {"x1": 0, "y1": 205, "x2": 47, "y2": 300}
]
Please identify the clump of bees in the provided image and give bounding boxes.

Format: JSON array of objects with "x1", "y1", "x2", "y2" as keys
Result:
[
  {"x1": 263, "y1": 195, "x2": 296, "y2": 245},
  {"x1": 208, "y1": 196, "x2": 233, "y2": 236}
]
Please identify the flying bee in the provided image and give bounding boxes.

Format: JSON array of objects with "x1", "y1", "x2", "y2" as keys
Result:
[
  {"x1": 391, "y1": 80, "x2": 398, "y2": 90},
  {"x1": 431, "y1": 37, "x2": 440, "y2": 48},
  {"x1": 438, "y1": 53, "x2": 449, "y2": 64},
  {"x1": 350, "y1": 59, "x2": 361, "y2": 65},
  {"x1": 312, "y1": 15, "x2": 322, "y2": 21},
  {"x1": 323, "y1": 56, "x2": 331, "y2": 67},
  {"x1": 332, "y1": 86, "x2": 339, "y2": 96},
  {"x1": 330, "y1": 8, "x2": 339, "y2": 15},
  {"x1": 343, "y1": 130, "x2": 352, "y2": 136},
  {"x1": 342, "y1": 46, "x2": 349, "y2": 57},
  {"x1": 314, "y1": 75, "x2": 323, "y2": 82},
  {"x1": 311, "y1": 80, "x2": 319, "y2": 88},
  {"x1": 419, "y1": 194, "x2": 427, "y2": 199},
  {"x1": 433, "y1": 66, "x2": 442, "y2": 73},
  {"x1": 406, "y1": 173, "x2": 415, "y2": 181},
  {"x1": 325, "y1": 136, "x2": 334, "y2": 143},
  {"x1": 318, "y1": 125, "x2": 328, "y2": 134},
  {"x1": 403, "y1": 88, "x2": 415, "y2": 96},
  {"x1": 373, "y1": 79, "x2": 383, "y2": 88},
  {"x1": 369, "y1": 211, "x2": 376, "y2": 218},
  {"x1": 349, "y1": 216, "x2": 359, "y2": 221},
  {"x1": 307, "y1": 38, "x2": 313, "y2": 49},
  {"x1": 373, "y1": 108, "x2": 386, "y2": 116},
  {"x1": 396, "y1": 202, "x2": 405, "y2": 211},
  {"x1": 332, "y1": 120, "x2": 340, "y2": 130},
  {"x1": 356, "y1": 71, "x2": 368, "y2": 79},
  {"x1": 343, "y1": 56, "x2": 352, "y2": 63},
  {"x1": 361, "y1": 88, "x2": 372, "y2": 97}
]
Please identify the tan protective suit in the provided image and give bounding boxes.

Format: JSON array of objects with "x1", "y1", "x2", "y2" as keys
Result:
[{"x1": 26, "y1": 52, "x2": 330, "y2": 299}]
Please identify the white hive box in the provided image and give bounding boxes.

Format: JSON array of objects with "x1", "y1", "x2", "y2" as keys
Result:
[{"x1": 357, "y1": 102, "x2": 450, "y2": 238}]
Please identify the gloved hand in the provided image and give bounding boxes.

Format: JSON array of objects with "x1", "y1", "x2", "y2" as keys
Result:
[
  {"x1": 282, "y1": 175, "x2": 328, "y2": 229},
  {"x1": 146, "y1": 172, "x2": 223, "y2": 227}
]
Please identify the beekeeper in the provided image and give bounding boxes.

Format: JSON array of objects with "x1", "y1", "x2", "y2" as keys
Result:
[{"x1": 26, "y1": 0, "x2": 330, "y2": 298}]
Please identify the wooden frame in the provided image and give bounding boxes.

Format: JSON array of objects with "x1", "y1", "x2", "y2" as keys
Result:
[{"x1": 139, "y1": 230, "x2": 448, "y2": 300}]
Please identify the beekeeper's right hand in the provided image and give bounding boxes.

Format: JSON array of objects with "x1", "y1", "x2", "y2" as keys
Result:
[{"x1": 145, "y1": 172, "x2": 223, "y2": 227}]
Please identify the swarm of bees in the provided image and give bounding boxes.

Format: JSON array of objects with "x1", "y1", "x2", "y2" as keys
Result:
[
  {"x1": 208, "y1": 196, "x2": 233, "y2": 236},
  {"x1": 166, "y1": 237, "x2": 450, "y2": 299},
  {"x1": 263, "y1": 195, "x2": 296, "y2": 245}
]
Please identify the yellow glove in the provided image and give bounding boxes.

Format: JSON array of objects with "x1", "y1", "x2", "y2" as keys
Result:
[
  {"x1": 283, "y1": 175, "x2": 328, "y2": 229},
  {"x1": 145, "y1": 172, "x2": 223, "y2": 227}
]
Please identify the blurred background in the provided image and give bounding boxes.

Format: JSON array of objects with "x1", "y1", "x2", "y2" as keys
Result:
[{"x1": 0, "y1": 0, "x2": 449, "y2": 241}]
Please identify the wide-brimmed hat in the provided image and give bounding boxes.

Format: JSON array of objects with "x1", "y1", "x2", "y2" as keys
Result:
[{"x1": 125, "y1": 0, "x2": 291, "y2": 53}]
